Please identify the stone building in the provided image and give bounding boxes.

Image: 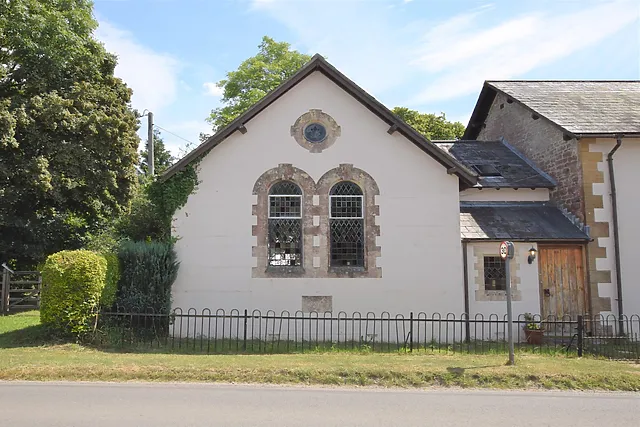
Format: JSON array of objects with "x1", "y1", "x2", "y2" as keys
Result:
[{"x1": 465, "y1": 81, "x2": 640, "y2": 318}]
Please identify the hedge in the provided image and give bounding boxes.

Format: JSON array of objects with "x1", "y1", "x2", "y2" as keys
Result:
[
  {"x1": 116, "y1": 241, "x2": 179, "y2": 314},
  {"x1": 40, "y1": 250, "x2": 107, "y2": 337},
  {"x1": 100, "y1": 253, "x2": 120, "y2": 309}
]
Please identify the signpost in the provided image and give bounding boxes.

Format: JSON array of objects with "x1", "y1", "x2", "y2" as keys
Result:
[{"x1": 500, "y1": 241, "x2": 515, "y2": 365}]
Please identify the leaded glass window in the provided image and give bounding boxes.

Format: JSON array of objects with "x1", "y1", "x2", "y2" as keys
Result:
[
  {"x1": 329, "y1": 181, "x2": 364, "y2": 267},
  {"x1": 484, "y1": 256, "x2": 506, "y2": 291},
  {"x1": 268, "y1": 181, "x2": 302, "y2": 267}
]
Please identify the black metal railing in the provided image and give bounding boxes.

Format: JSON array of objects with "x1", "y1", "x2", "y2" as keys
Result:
[{"x1": 92, "y1": 308, "x2": 640, "y2": 360}]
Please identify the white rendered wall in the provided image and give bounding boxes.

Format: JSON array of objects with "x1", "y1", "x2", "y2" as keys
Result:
[
  {"x1": 171, "y1": 71, "x2": 465, "y2": 317},
  {"x1": 460, "y1": 188, "x2": 550, "y2": 202},
  {"x1": 588, "y1": 138, "x2": 640, "y2": 317},
  {"x1": 466, "y1": 242, "x2": 541, "y2": 341}
]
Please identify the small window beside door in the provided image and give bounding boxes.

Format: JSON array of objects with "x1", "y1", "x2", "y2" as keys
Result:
[{"x1": 484, "y1": 256, "x2": 506, "y2": 291}]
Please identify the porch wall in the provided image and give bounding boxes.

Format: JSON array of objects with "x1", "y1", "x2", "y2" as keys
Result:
[{"x1": 466, "y1": 242, "x2": 541, "y2": 320}]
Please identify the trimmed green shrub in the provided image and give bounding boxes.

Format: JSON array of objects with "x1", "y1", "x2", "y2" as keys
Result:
[
  {"x1": 116, "y1": 241, "x2": 179, "y2": 314},
  {"x1": 100, "y1": 253, "x2": 120, "y2": 309},
  {"x1": 40, "y1": 250, "x2": 108, "y2": 337}
]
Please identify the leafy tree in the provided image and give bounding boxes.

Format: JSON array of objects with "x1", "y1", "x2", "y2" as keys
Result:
[
  {"x1": 392, "y1": 107, "x2": 465, "y2": 140},
  {"x1": 0, "y1": 0, "x2": 140, "y2": 267},
  {"x1": 206, "y1": 36, "x2": 312, "y2": 131},
  {"x1": 140, "y1": 129, "x2": 175, "y2": 175}
]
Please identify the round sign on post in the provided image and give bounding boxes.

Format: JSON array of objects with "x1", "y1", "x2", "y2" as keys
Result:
[
  {"x1": 499, "y1": 240, "x2": 516, "y2": 365},
  {"x1": 500, "y1": 241, "x2": 515, "y2": 260},
  {"x1": 500, "y1": 241, "x2": 509, "y2": 259}
]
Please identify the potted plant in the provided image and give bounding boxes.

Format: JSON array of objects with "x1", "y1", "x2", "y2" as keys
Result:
[{"x1": 523, "y1": 313, "x2": 544, "y2": 345}]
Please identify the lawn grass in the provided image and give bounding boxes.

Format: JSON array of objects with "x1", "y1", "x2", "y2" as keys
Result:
[{"x1": 1, "y1": 311, "x2": 639, "y2": 390}]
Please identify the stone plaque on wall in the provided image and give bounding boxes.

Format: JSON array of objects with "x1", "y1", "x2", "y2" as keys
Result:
[{"x1": 301, "y1": 296, "x2": 333, "y2": 313}]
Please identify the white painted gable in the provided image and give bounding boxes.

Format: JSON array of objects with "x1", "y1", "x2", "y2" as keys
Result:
[{"x1": 171, "y1": 70, "x2": 465, "y2": 316}]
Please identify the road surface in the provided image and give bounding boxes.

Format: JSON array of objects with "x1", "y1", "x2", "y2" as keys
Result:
[{"x1": 0, "y1": 382, "x2": 638, "y2": 426}]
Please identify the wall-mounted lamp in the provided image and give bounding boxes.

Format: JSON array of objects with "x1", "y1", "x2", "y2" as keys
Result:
[{"x1": 528, "y1": 246, "x2": 538, "y2": 264}]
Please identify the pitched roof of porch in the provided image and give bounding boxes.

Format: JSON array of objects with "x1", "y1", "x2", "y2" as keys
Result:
[{"x1": 460, "y1": 201, "x2": 590, "y2": 242}]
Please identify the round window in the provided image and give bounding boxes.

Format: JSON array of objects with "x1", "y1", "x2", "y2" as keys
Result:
[{"x1": 303, "y1": 123, "x2": 327, "y2": 143}]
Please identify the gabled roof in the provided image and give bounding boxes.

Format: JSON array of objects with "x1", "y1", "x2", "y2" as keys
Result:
[
  {"x1": 464, "y1": 80, "x2": 640, "y2": 140},
  {"x1": 460, "y1": 202, "x2": 590, "y2": 242},
  {"x1": 433, "y1": 139, "x2": 556, "y2": 189},
  {"x1": 161, "y1": 54, "x2": 477, "y2": 187}
]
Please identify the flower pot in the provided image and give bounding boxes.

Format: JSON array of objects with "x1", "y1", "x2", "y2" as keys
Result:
[{"x1": 525, "y1": 329, "x2": 544, "y2": 345}]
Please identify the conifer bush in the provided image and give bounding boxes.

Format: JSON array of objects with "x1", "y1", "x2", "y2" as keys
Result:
[
  {"x1": 100, "y1": 253, "x2": 120, "y2": 309},
  {"x1": 115, "y1": 241, "x2": 179, "y2": 314}
]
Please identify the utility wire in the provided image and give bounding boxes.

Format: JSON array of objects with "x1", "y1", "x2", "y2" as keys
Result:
[{"x1": 153, "y1": 124, "x2": 198, "y2": 146}]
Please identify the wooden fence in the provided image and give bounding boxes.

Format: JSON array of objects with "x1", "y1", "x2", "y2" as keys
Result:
[{"x1": 1, "y1": 264, "x2": 41, "y2": 314}]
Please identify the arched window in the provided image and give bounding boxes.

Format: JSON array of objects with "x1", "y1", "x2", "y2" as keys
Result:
[
  {"x1": 268, "y1": 181, "x2": 302, "y2": 267},
  {"x1": 329, "y1": 181, "x2": 364, "y2": 267}
]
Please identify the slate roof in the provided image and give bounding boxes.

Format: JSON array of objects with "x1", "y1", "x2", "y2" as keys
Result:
[
  {"x1": 464, "y1": 80, "x2": 640, "y2": 139},
  {"x1": 434, "y1": 139, "x2": 555, "y2": 189},
  {"x1": 460, "y1": 202, "x2": 590, "y2": 241},
  {"x1": 160, "y1": 54, "x2": 477, "y2": 187}
]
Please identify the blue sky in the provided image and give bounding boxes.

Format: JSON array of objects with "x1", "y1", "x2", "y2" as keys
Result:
[{"x1": 93, "y1": 0, "x2": 640, "y2": 155}]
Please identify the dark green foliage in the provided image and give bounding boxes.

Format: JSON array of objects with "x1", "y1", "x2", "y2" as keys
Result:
[
  {"x1": 101, "y1": 253, "x2": 120, "y2": 309},
  {"x1": 115, "y1": 180, "x2": 169, "y2": 242},
  {"x1": 81, "y1": 166, "x2": 198, "y2": 246},
  {"x1": 149, "y1": 166, "x2": 198, "y2": 221},
  {"x1": 40, "y1": 250, "x2": 107, "y2": 337},
  {"x1": 0, "y1": 0, "x2": 140, "y2": 268},
  {"x1": 116, "y1": 241, "x2": 179, "y2": 314}
]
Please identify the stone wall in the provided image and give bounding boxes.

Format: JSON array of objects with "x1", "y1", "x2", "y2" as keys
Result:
[{"x1": 478, "y1": 92, "x2": 585, "y2": 222}]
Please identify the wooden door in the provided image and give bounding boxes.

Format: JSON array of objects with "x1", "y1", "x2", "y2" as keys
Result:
[{"x1": 538, "y1": 245, "x2": 586, "y2": 319}]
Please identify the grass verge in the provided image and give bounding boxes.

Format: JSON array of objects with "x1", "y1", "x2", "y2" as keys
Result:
[{"x1": 1, "y1": 311, "x2": 639, "y2": 390}]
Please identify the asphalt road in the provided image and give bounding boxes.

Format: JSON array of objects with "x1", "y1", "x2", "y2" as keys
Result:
[{"x1": 0, "y1": 382, "x2": 638, "y2": 426}]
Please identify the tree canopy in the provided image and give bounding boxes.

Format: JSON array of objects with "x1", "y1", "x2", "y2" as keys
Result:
[
  {"x1": 206, "y1": 36, "x2": 312, "y2": 132},
  {"x1": 0, "y1": 0, "x2": 140, "y2": 267},
  {"x1": 391, "y1": 107, "x2": 465, "y2": 140}
]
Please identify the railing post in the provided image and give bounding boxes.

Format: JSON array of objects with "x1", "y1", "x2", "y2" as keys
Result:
[
  {"x1": 577, "y1": 315, "x2": 584, "y2": 357},
  {"x1": 409, "y1": 311, "x2": 414, "y2": 353},
  {"x1": 243, "y1": 309, "x2": 248, "y2": 351}
]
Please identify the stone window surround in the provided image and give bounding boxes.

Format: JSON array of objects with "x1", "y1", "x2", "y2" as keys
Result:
[
  {"x1": 252, "y1": 163, "x2": 381, "y2": 279},
  {"x1": 473, "y1": 245, "x2": 521, "y2": 302},
  {"x1": 290, "y1": 109, "x2": 341, "y2": 153}
]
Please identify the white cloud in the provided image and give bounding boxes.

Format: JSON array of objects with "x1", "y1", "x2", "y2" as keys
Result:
[
  {"x1": 203, "y1": 82, "x2": 224, "y2": 97},
  {"x1": 408, "y1": 0, "x2": 640, "y2": 104},
  {"x1": 250, "y1": 0, "x2": 416, "y2": 95},
  {"x1": 250, "y1": 0, "x2": 639, "y2": 107},
  {"x1": 95, "y1": 20, "x2": 181, "y2": 113}
]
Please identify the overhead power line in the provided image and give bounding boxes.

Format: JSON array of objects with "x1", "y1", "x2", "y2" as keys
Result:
[{"x1": 154, "y1": 124, "x2": 198, "y2": 146}]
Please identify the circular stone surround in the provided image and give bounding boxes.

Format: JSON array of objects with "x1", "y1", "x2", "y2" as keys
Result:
[{"x1": 290, "y1": 109, "x2": 341, "y2": 153}]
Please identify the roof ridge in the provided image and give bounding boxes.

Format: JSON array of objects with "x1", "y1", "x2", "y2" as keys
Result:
[{"x1": 159, "y1": 54, "x2": 477, "y2": 186}]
